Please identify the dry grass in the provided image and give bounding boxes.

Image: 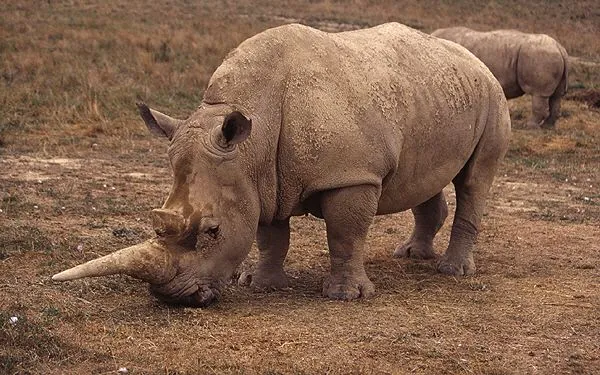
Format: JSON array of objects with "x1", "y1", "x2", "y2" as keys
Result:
[{"x1": 1, "y1": 1, "x2": 600, "y2": 374}]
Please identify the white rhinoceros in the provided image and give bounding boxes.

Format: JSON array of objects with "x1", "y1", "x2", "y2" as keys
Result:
[
  {"x1": 432, "y1": 27, "x2": 568, "y2": 129},
  {"x1": 53, "y1": 23, "x2": 511, "y2": 307}
]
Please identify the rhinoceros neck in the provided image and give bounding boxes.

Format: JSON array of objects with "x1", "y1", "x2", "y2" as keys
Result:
[{"x1": 202, "y1": 28, "x2": 308, "y2": 224}]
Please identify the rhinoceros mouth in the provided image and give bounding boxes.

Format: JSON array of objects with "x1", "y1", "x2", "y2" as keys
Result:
[
  {"x1": 150, "y1": 279, "x2": 223, "y2": 307},
  {"x1": 52, "y1": 238, "x2": 224, "y2": 307}
]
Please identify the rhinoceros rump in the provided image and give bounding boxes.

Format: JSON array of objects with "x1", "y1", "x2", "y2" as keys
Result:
[
  {"x1": 432, "y1": 27, "x2": 568, "y2": 129},
  {"x1": 53, "y1": 23, "x2": 511, "y2": 307}
]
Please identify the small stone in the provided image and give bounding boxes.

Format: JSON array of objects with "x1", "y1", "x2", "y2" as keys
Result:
[
  {"x1": 37, "y1": 179, "x2": 43, "y2": 184},
  {"x1": 92, "y1": 207, "x2": 97, "y2": 211},
  {"x1": 103, "y1": 184, "x2": 107, "y2": 188},
  {"x1": 61, "y1": 206, "x2": 66, "y2": 210},
  {"x1": 111, "y1": 186, "x2": 116, "y2": 190},
  {"x1": 583, "y1": 197, "x2": 590, "y2": 201},
  {"x1": 76, "y1": 244, "x2": 84, "y2": 251},
  {"x1": 9, "y1": 316, "x2": 18, "y2": 325},
  {"x1": 0, "y1": 209, "x2": 3, "y2": 213},
  {"x1": 117, "y1": 368, "x2": 128, "y2": 374},
  {"x1": 34, "y1": 205, "x2": 39, "y2": 209}
]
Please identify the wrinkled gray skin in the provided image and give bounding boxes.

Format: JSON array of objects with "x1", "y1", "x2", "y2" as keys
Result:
[
  {"x1": 57, "y1": 23, "x2": 511, "y2": 307},
  {"x1": 432, "y1": 27, "x2": 568, "y2": 129}
]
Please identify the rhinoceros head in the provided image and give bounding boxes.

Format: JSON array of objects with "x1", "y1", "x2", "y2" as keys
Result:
[{"x1": 53, "y1": 103, "x2": 258, "y2": 307}]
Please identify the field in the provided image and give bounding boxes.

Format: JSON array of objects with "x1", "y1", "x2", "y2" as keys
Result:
[{"x1": 1, "y1": 1, "x2": 599, "y2": 374}]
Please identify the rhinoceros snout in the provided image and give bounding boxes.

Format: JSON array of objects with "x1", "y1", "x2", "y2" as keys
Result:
[{"x1": 151, "y1": 209, "x2": 185, "y2": 237}]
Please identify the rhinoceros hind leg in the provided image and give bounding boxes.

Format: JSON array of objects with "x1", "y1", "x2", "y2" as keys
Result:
[
  {"x1": 394, "y1": 191, "x2": 447, "y2": 259},
  {"x1": 238, "y1": 219, "x2": 290, "y2": 290},
  {"x1": 321, "y1": 185, "x2": 379, "y2": 300},
  {"x1": 438, "y1": 113, "x2": 508, "y2": 276},
  {"x1": 541, "y1": 93, "x2": 562, "y2": 129},
  {"x1": 526, "y1": 95, "x2": 550, "y2": 129},
  {"x1": 437, "y1": 177, "x2": 480, "y2": 276}
]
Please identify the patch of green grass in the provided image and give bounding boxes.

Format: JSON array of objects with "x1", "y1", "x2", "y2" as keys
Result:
[
  {"x1": 41, "y1": 307, "x2": 61, "y2": 323},
  {"x1": 1, "y1": 194, "x2": 21, "y2": 208},
  {"x1": 514, "y1": 155, "x2": 549, "y2": 170},
  {"x1": 550, "y1": 171, "x2": 569, "y2": 182}
]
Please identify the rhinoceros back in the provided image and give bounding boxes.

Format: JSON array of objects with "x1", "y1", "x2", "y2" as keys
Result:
[
  {"x1": 204, "y1": 23, "x2": 506, "y2": 218},
  {"x1": 432, "y1": 27, "x2": 567, "y2": 99}
]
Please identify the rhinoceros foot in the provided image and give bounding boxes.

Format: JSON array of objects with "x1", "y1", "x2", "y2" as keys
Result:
[
  {"x1": 393, "y1": 240, "x2": 438, "y2": 259},
  {"x1": 525, "y1": 120, "x2": 541, "y2": 129},
  {"x1": 323, "y1": 274, "x2": 375, "y2": 301},
  {"x1": 437, "y1": 254, "x2": 476, "y2": 276},
  {"x1": 540, "y1": 120, "x2": 556, "y2": 130},
  {"x1": 238, "y1": 269, "x2": 290, "y2": 290}
]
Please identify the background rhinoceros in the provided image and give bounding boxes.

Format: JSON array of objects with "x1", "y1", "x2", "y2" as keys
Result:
[
  {"x1": 53, "y1": 22, "x2": 511, "y2": 307},
  {"x1": 432, "y1": 26, "x2": 568, "y2": 129}
]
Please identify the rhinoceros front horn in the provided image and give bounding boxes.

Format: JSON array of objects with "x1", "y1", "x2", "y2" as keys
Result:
[{"x1": 52, "y1": 240, "x2": 177, "y2": 284}]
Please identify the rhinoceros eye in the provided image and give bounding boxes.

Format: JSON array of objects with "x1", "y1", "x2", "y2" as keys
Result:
[
  {"x1": 205, "y1": 225, "x2": 220, "y2": 239},
  {"x1": 199, "y1": 216, "x2": 220, "y2": 239}
]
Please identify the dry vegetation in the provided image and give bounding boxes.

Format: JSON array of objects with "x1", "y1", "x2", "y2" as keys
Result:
[{"x1": 1, "y1": 1, "x2": 599, "y2": 374}]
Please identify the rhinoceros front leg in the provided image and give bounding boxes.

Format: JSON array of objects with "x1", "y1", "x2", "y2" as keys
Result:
[
  {"x1": 526, "y1": 95, "x2": 550, "y2": 129},
  {"x1": 393, "y1": 191, "x2": 448, "y2": 259},
  {"x1": 321, "y1": 185, "x2": 379, "y2": 300},
  {"x1": 238, "y1": 219, "x2": 290, "y2": 290}
]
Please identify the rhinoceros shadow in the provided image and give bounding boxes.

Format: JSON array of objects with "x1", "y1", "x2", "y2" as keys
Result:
[{"x1": 222, "y1": 255, "x2": 444, "y2": 304}]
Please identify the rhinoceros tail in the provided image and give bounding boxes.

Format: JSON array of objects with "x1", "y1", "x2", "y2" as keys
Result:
[{"x1": 544, "y1": 43, "x2": 569, "y2": 129}]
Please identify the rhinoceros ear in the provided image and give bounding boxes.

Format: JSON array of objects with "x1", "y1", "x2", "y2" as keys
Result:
[
  {"x1": 220, "y1": 111, "x2": 252, "y2": 146},
  {"x1": 137, "y1": 102, "x2": 182, "y2": 140}
]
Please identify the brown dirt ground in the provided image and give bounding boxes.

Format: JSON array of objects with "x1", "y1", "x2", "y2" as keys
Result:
[{"x1": 1, "y1": 1, "x2": 600, "y2": 374}]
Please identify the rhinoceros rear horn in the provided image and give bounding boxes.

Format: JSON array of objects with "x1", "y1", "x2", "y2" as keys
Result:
[
  {"x1": 52, "y1": 240, "x2": 177, "y2": 285},
  {"x1": 137, "y1": 102, "x2": 183, "y2": 140}
]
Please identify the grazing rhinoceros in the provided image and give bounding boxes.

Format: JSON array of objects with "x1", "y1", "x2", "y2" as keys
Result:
[
  {"x1": 432, "y1": 27, "x2": 568, "y2": 129},
  {"x1": 53, "y1": 23, "x2": 510, "y2": 307}
]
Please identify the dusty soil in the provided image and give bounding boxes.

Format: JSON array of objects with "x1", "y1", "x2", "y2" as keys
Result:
[
  {"x1": 1, "y1": 1, "x2": 600, "y2": 374},
  {"x1": 2, "y1": 124, "x2": 599, "y2": 375}
]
